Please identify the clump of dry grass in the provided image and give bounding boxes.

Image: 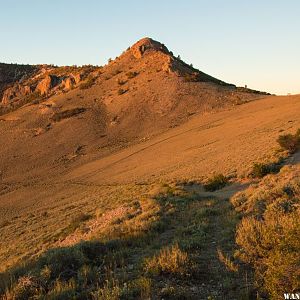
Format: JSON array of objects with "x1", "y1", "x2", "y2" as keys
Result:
[
  {"x1": 231, "y1": 165, "x2": 300, "y2": 298},
  {"x1": 4, "y1": 275, "x2": 40, "y2": 300},
  {"x1": 250, "y1": 161, "x2": 281, "y2": 178},
  {"x1": 204, "y1": 173, "x2": 228, "y2": 191},
  {"x1": 217, "y1": 249, "x2": 238, "y2": 272},
  {"x1": 144, "y1": 243, "x2": 193, "y2": 277}
]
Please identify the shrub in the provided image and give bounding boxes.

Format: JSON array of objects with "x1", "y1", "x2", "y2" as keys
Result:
[
  {"x1": 144, "y1": 243, "x2": 193, "y2": 277},
  {"x1": 112, "y1": 69, "x2": 122, "y2": 76},
  {"x1": 24, "y1": 91, "x2": 41, "y2": 103},
  {"x1": 123, "y1": 277, "x2": 152, "y2": 299},
  {"x1": 235, "y1": 213, "x2": 300, "y2": 298},
  {"x1": 79, "y1": 76, "x2": 95, "y2": 90},
  {"x1": 118, "y1": 88, "x2": 127, "y2": 95},
  {"x1": 204, "y1": 174, "x2": 228, "y2": 192},
  {"x1": 91, "y1": 283, "x2": 120, "y2": 300},
  {"x1": 159, "y1": 285, "x2": 193, "y2": 299},
  {"x1": 51, "y1": 107, "x2": 86, "y2": 122},
  {"x1": 277, "y1": 131, "x2": 300, "y2": 153},
  {"x1": 67, "y1": 213, "x2": 91, "y2": 232},
  {"x1": 38, "y1": 247, "x2": 86, "y2": 280},
  {"x1": 251, "y1": 162, "x2": 281, "y2": 178},
  {"x1": 117, "y1": 79, "x2": 126, "y2": 85},
  {"x1": 183, "y1": 73, "x2": 200, "y2": 82},
  {"x1": 4, "y1": 276, "x2": 40, "y2": 300},
  {"x1": 231, "y1": 166, "x2": 300, "y2": 298},
  {"x1": 126, "y1": 71, "x2": 138, "y2": 79},
  {"x1": 1, "y1": 240, "x2": 124, "y2": 299}
]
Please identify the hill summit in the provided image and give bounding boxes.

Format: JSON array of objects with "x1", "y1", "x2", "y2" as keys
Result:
[
  {"x1": 128, "y1": 37, "x2": 233, "y2": 85},
  {"x1": 0, "y1": 37, "x2": 268, "y2": 112}
]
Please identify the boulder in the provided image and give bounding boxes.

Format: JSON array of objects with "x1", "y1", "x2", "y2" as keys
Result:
[
  {"x1": 63, "y1": 76, "x2": 76, "y2": 91},
  {"x1": 72, "y1": 73, "x2": 82, "y2": 85}
]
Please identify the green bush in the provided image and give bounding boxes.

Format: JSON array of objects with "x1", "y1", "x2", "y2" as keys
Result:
[
  {"x1": 204, "y1": 174, "x2": 228, "y2": 192},
  {"x1": 122, "y1": 277, "x2": 152, "y2": 299},
  {"x1": 1, "y1": 240, "x2": 115, "y2": 298}
]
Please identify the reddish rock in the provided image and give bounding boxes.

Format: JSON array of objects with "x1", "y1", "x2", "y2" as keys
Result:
[
  {"x1": 36, "y1": 75, "x2": 60, "y2": 95},
  {"x1": 2, "y1": 84, "x2": 33, "y2": 104},
  {"x1": 131, "y1": 37, "x2": 169, "y2": 59},
  {"x1": 63, "y1": 76, "x2": 76, "y2": 91},
  {"x1": 72, "y1": 73, "x2": 82, "y2": 85}
]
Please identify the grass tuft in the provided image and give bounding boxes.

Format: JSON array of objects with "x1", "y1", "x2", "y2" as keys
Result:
[
  {"x1": 144, "y1": 243, "x2": 193, "y2": 277},
  {"x1": 204, "y1": 174, "x2": 228, "y2": 191}
]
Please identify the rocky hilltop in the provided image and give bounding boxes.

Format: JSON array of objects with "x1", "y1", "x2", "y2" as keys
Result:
[
  {"x1": 0, "y1": 37, "x2": 270, "y2": 183},
  {"x1": 0, "y1": 64, "x2": 97, "y2": 113},
  {"x1": 0, "y1": 38, "x2": 269, "y2": 114}
]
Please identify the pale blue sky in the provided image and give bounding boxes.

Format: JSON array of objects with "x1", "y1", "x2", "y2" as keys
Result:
[{"x1": 1, "y1": 0, "x2": 299, "y2": 94}]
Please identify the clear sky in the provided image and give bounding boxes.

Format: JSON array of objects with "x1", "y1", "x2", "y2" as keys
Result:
[{"x1": 1, "y1": 0, "x2": 299, "y2": 95}]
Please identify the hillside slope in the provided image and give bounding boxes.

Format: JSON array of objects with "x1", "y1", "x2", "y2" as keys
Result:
[
  {"x1": 1, "y1": 92, "x2": 299, "y2": 270},
  {"x1": 0, "y1": 38, "x2": 268, "y2": 184},
  {"x1": 1, "y1": 38, "x2": 299, "y2": 299}
]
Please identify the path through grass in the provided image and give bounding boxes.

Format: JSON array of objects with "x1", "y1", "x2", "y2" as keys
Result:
[{"x1": 0, "y1": 182, "x2": 254, "y2": 299}]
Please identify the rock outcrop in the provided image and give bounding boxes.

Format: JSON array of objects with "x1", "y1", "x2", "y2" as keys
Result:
[
  {"x1": 36, "y1": 75, "x2": 60, "y2": 95},
  {"x1": 2, "y1": 84, "x2": 33, "y2": 104},
  {"x1": 0, "y1": 64, "x2": 94, "y2": 108},
  {"x1": 0, "y1": 63, "x2": 39, "y2": 102},
  {"x1": 63, "y1": 77, "x2": 75, "y2": 91},
  {"x1": 130, "y1": 37, "x2": 169, "y2": 59},
  {"x1": 62, "y1": 73, "x2": 82, "y2": 91}
]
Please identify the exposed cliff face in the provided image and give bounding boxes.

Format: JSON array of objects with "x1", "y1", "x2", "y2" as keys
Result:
[
  {"x1": 0, "y1": 65, "x2": 97, "y2": 112},
  {"x1": 36, "y1": 75, "x2": 60, "y2": 95}
]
